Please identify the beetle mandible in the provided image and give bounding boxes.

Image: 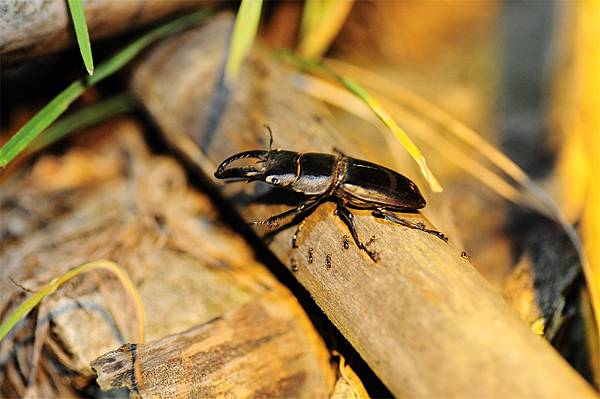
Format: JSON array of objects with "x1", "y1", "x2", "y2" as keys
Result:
[{"x1": 214, "y1": 127, "x2": 447, "y2": 261}]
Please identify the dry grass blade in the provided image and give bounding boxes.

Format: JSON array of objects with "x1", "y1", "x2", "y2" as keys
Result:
[
  {"x1": 289, "y1": 73, "x2": 523, "y2": 208},
  {"x1": 332, "y1": 351, "x2": 370, "y2": 399},
  {"x1": 0, "y1": 260, "x2": 144, "y2": 344},
  {"x1": 278, "y1": 51, "x2": 442, "y2": 192},
  {"x1": 326, "y1": 60, "x2": 554, "y2": 214},
  {"x1": 298, "y1": 0, "x2": 354, "y2": 59}
]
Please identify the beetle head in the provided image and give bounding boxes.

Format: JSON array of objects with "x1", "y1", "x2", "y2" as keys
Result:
[{"x1": 214, "y1": 149, "x2": 299, "y2": 187}]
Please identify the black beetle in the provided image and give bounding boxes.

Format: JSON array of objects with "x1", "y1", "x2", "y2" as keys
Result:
[{"x1": 214, "y1": 128, "x2": 447, "y2": 261}]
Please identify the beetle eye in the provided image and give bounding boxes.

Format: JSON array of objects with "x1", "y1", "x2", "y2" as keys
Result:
[{"x1": 271, "y1": 177, "x2": 280, "y2": 185}]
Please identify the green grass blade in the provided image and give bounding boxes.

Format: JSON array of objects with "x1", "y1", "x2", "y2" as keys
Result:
[
  {"x1": 0, "y1": 81, "x2": 86, "y2": 168},
  {"x1": 225, "y1": 0, "x2": 263, "y2": 85},
  {"x1": 68, "y1": 0, "x2": 94, "y2": 75},
  {"x1": 28, "y1": 93, "x2": 135, "y2": 153},
  {"x1": 0, "y1": 260, "x2": 145, "y2": 343},
  {"x1": 0, "y1": 8, "x2": 211, "y2": 169},
  {"x1": 299, "y1": 0, "x2": 354, "y2": 59}
]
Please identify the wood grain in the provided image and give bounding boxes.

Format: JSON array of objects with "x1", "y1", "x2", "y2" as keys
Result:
[
  {"x1": 92, "y1": 294, "x2": 332, "y2": 398},
  {"x1": 130, "y1": 14, "x2": 598, "y2": 398}
]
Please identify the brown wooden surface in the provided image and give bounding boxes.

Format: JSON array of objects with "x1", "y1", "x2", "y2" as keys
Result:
[
  {"x1": 0, "y1": 0, "x2": 207, "y2": 63},
  {"x1": 0, "y1": 120, "x2": 334, "y2": 397},
  {"x1": 93, "y1": 294, "x2": 333, "y2": 398},
  {"x1": 129, "y1": 14, "x2": 598, "y2": 398}
]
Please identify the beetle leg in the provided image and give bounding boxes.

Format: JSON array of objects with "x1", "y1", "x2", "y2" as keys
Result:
[
  {"x1": 335, "y1": 204, "x2": 379, "y2": 262},
  {"x1": 250, "y1": 198, "x2": 321, "y2": 230},
  {"x1": 373, "y1": 207, "x2": 448, "y2": 242},
  {"x1": 292, "y1": 218, "x2": 307, "y2": 248},
  {"x1": 333, "y1": 147, "x2": 347, "y2": 157}
]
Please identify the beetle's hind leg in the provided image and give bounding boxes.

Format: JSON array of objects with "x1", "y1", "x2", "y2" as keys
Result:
[
  {"x1": 373, "y1": 207, "x2": 448, "y2": 242},
  {"x1": 335, "y1": 204, "x2": 379, "y2": 262}
]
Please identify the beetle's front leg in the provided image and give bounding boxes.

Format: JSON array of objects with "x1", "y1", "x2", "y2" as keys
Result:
[
  {"x1": 249, "y1": 197, "x2": 321, "y2": 230},
  {"x1": 335, "y1": 204, "x2": 379, "y2": 262},
  {"x1": 373, "y1": 207, "x2": 448, "y2": 242}
]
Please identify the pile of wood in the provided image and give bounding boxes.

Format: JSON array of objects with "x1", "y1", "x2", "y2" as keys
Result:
[{"x1": 0, "y1": 120, "x2": 336, "y2": 397}]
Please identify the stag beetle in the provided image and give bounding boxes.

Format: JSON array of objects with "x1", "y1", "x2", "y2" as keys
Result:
[{"x1": 214, "y1": 127, "x2": 447, "y2": 261}]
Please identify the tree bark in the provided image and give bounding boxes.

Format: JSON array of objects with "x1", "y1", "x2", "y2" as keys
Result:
[
  {"x1": 0, "y1": 0, "x2": 207, "y2": 63},
  {"x1": 129, "y1": 14, "x2": 598, "y2": 398},
  {"x1": 93, "y1": 294, "x2": 334, "y2": 398}
]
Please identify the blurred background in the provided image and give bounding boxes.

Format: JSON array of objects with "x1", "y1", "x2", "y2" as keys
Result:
[{"x1": 1, "y1": 0, "x2": 598, "y2": 396}]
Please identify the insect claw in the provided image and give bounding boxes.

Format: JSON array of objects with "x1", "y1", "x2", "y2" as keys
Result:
[
  {"x1": 366, "y1": 235, "x2": 376, "y2": 247},
  {"x1": 342, "y1": 235, "x2": 350, "y2": 249},
  {"x1": 422, "y1": 228, "x2": 448, "y2": 242},
  {"x1": 435, "y1": 231, "x2": 449, "y2": 242},
  {"x1": 291, "y1": 257, "x2": 299, "y2": 272},
  {"x1": 214, "y1": 150, "x2": 269, "y2": 180},
  {"x1": 366, "y1": 249, "x2": 379, "y2": 262},
  {"x1": 270, "y1": 222, "x2": 280, "y2": 229}
]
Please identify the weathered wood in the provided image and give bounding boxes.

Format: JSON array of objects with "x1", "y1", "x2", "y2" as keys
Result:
[
  {"x1": 93, "y1": 293, "x2": 332, "y2": 398},
  {"x1": 0, "y1": 0, "x2": 207, "y2": 63},
  {"x1": 130, "y1": 14, "x2": 598, "y2": 398},
  {"x1": 0, "y1": 120, "x2": 334, "y2": 397}
]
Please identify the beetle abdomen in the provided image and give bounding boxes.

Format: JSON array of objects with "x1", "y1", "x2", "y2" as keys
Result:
[
  {"x1": 339, "y1": 157, "x2": 426, "y2": 209},
  {"x1": 291, "y1": 153, "x2": 336, "y2": 195}
]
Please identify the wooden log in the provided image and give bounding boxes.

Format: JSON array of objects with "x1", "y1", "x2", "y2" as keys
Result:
[
  {"x1": 129, "y1": 14, "x2": 598, "y2": 398},
  {"x1": 0, "y1": 0, "x2": 207, "y2": 63},
  {"x1": 93, "y1": 293, "x2": 332, "y2": 398}
]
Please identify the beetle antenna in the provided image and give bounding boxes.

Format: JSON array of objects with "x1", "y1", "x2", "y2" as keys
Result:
[
  {"x1": 264, "y1": 124, "x2": 273, "y2": 152},
  {"x1": 263, "y1": 124, "x2": 274, "y2": 166}
]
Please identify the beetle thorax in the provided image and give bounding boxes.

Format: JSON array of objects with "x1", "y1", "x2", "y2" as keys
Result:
[{"x1": 289, "y1": 153, "x2": 337, "y2": 196}]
